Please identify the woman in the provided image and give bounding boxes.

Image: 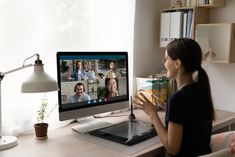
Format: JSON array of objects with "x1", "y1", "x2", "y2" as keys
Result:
[
  {"x1": 135, "y1": 38, "x2": 215, "y2": 157},
  {"x1": 104, "y1": 78, "x2": 119, "y2": 98},
  {"x1": 67, "y1": 60, "x2": 87, "y2": 81}
]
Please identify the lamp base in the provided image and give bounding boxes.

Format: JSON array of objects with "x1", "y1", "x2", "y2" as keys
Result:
[{"x1": 0, "y1": 136, "x2": 18, "y2": 150}]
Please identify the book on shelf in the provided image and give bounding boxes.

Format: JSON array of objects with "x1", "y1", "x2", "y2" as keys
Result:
[
  {"x1": 186, "y1": 10, "x2": 193, "y2": 38},
  {"x1": 186, "y1": 0, "x2": 211, "y2": 6},
  {"x1": 197, "y1": 0, "x2": 211, "y2": 5},
  {"x1": 183, "y1": 12, "x2": 188, "y2": 37}
]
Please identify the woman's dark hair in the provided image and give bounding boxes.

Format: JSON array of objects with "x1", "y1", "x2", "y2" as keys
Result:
[
  {"x1": 109, "y1": 60, "x2": 117, "y2": 68},
  {"x1": 166, "y1": 38, "x2": 215, "y2": 121},
  {"x1": 104, "y1": 78, "x2": 118, "y2": 98},
  {"x1": 75, "y1": 60, "x2": 83, "y2": 70}
]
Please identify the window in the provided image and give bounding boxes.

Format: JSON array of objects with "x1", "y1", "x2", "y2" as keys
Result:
[{"x1": 0, "y1": 0, "x2": 135, "y2": 135}]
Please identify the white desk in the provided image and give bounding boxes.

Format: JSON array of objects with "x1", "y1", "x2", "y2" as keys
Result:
[{"x1": 1, "y1": 109, "x2": 235, "y2": 157}]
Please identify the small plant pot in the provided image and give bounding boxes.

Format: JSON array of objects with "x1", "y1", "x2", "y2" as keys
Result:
[{"x1": 34, "y1": 123, "x2": 48, "y2": 140}]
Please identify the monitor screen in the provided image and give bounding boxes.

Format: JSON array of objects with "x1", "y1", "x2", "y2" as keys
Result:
[{"x1": 57, "y1": 52, "x2": 129, "y2": 121}]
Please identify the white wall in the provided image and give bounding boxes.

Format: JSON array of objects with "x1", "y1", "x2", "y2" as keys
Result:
[
  {"x1": 204, "y1": 0, "x2": 235, "y2": 111},
  {"x1": 133, "y1": 0, "x2": 168, "y2": 92}
]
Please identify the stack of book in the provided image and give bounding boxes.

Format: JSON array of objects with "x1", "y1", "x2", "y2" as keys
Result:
[{"x1": 185, "y1": 0, "x2": 213, "y2": 7}]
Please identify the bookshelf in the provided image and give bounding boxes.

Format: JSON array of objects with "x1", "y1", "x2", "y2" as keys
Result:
[{"x1": 160, "y1": 0, "x2": 224, "y2": 48}]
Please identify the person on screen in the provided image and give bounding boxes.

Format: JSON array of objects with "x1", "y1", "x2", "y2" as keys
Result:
[
  {"x1": 104, "y1": 61, "x2": 122, "y2": 79},
  {"x1": 69, "y1": 82, "x2": 91, "y2": 103},
  {"x1": 104, "y1": 78, "x2": 119, "y2": 98},
  {"x1": 135, "y1": 38, "x2": 215, "y2": 157},
  {"x1": 85, "y1": 61, "x2": 96, "y2": 80},
  {"x1": 67, "y1": 60, "x2": 87, "y2": 81}
]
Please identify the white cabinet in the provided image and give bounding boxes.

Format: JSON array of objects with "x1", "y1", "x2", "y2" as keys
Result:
[{"x1": 195, "y1": 23, "x2": 235, "y2": 63}]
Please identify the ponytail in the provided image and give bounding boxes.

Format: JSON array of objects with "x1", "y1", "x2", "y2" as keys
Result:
[{"x1": 197, "y1": 67, "x2": 215, "y2": 121}]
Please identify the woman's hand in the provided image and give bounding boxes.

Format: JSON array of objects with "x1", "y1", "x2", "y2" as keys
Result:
[
  {"x1": 67, "y1": 75, "x2": 72, "y2": 81},
  {"x1": 152, "y1": 94, "x2": 167, "y2": 111},
  {"x1": 134, "y1": 92, "x2": 158, "y2": 120},
  {"x1": 67, "y1": 72, "x2": 73, "y2": 81},
  {"x1": 112, "y1": 91, "x2": 119, "y2": 96}
]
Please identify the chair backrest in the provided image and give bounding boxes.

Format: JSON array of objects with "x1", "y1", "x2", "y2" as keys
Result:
[
  {"x1": 211, "y1": 131, "x2": 235, "y2": 152},
  {"x1": 198, "y1": 131, "x2": 235, "y2": 157}
]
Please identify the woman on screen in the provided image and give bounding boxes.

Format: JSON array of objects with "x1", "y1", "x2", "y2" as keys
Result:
[
  {"x1": 104, "y1": 78, "x2": 119, "y2": 98},
  {"x1": 67, "y1": 60, "x2": 87, "y2": 81},
  {"x1": 135, "y1": 38, "x2": 215, "y2": 157}
]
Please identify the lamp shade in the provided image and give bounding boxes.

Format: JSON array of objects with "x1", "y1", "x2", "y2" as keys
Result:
[{"x1": 21, "y1": 64, "x2": 58, "y2": 93}]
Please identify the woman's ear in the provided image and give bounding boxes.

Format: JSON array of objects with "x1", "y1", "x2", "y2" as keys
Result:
[
  {"x1": 175, "y1": 59, "x2": 185, "y2": 74},
  {"x1": 175, "y1": 58, "x2": 182, "y2": 68}
]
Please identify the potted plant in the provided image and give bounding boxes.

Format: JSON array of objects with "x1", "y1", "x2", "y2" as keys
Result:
[{"x1": 34, "y1": 97, "x2": 49, "y2": 140}]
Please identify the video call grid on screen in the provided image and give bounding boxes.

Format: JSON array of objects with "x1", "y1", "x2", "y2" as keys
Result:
[{"x1": 57, "y1": 52, "x2": 129, "y2": 111}]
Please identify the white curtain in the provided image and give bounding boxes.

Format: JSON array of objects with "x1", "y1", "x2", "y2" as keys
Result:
[{"x1": 0, "y1": 0, "x2": 135, "y2": 136}]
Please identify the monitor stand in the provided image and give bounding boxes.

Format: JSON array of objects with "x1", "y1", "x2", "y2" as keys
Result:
[{"x1": 72, "y1": 116, "x2": 112, "y2": 134}]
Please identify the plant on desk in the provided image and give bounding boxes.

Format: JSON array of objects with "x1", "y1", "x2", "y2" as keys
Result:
[{"x1": 34, "y1": 97, "x2": 49, "y2": 140}]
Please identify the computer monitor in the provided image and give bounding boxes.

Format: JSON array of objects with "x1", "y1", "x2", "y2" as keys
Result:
[
  {"x1": 57, "y1": 51, "x2": 129, "y2": 121},
  {"x1": 57, "y1": 51, "x2": 157, "y2": 146}
]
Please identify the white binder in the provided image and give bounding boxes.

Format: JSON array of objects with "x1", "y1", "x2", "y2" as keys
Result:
[
  {"x1": 183, "y1": 12, "x2": 188, "y2": 38},
  {"x1": 160, "y1": 12, "x2": 171, "y2": 47},
  {"x1": 170, "y1": 11, "x2": 183, "y2": 41},
  {"x1": 187, "y1": 10, "x2": 193, "y2": 38}
]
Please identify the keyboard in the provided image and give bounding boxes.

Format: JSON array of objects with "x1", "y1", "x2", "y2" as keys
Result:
[{"x1": 72, "y1": 119, "x2": 113, "y2": 134}]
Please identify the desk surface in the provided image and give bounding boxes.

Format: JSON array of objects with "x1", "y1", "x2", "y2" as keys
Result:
[{"x1": 1, "y1": 109, "x2": 235, "y2": 157}]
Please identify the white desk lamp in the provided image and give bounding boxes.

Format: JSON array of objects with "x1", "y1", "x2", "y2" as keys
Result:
[{"x1": 0, "y1": 53, "x2": 58, "y2": 150}]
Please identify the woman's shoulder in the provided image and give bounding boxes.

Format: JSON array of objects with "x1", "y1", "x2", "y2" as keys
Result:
[
  {"x1": 174, "y1": 84, "x2": 198, "y2": 96},
  {"x1": 169, "y1": 84, "x2": 198, "y2": 105}
]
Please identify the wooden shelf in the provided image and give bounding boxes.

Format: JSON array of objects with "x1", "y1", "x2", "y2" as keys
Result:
[
  {"x1": 159, "y1": 0, "x2": 225, "y2": 48},
  {"x1": 196, "y1": 23, "x2": 235, "y2": 63}
]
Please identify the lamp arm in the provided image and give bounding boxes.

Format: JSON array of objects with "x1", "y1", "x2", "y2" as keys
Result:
[
  {"x1": 0, "y1": 53, "x2": 41, "y2": 79},
  {"x1": 1, "y1": 64, "x2": 33, "y2": 77},
  {"x1": 23, "y1": 53, "x2": 40, "y2": 66}
]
